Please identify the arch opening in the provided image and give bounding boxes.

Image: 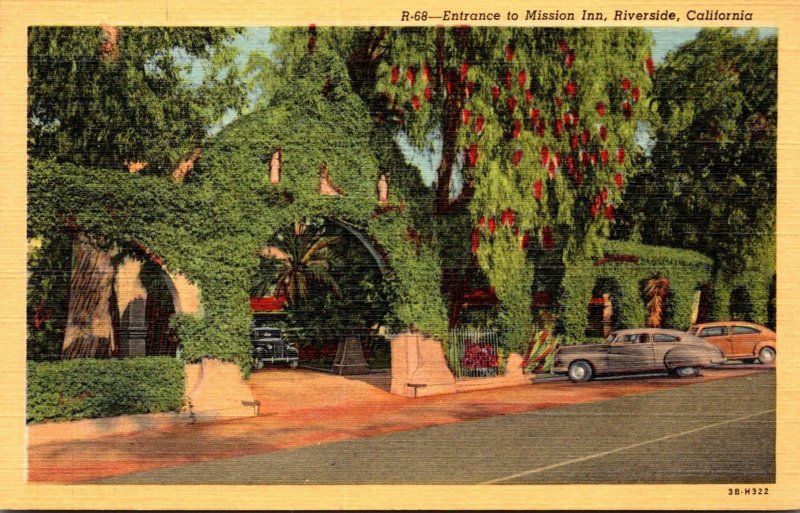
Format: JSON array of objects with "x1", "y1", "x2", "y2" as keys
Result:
[
  {"x1": 730, "y1": 285, "x2": 755, "y2": 322},
  {"x1": 586, "y1": 278, "x2": 621, "y2": 338},
  {"x1": 251, "y1": 219, "x2": 392, "y2": 368}
]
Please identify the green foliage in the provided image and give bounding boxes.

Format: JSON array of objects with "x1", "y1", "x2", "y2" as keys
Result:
[
  {"x1": 621, "y1": 29, "x2": 776, "y2": 275},
  {"x1": 27, "y1": 234, "x2": 73, "y2": 360},
  {"x1": 28, "y1": 26, "x2": 246, "y2": 173},
  {"x1": 27, "y1": 357, "x2": 184, "y2": 422},
  {"x1": 708, "y1": 230, "x2": 775, "y2": 324},
  {"x1": 559, "y1": 240, "x2": 713, "y2": 341},
  {"x1": 372, "y1": 28, "x2": 654, "y2": 350},
  {"x1": 525, "y1": 330, "x2": 562, "y2": 373},
  {"x1": 29, "y1": 42, "x2": 449, "y2": 368},
  {"x1": 368, "y1": 212, "x2": 449, "y2": 341}
]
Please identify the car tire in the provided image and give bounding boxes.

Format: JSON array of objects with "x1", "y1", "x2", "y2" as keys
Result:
[
  {"x1": 567, "y1": 361, "x2": 593, "y2": 383},
  {"x1": 758, "y1": 347, "x2": 776, "y2": 364},
  {"x1": 674, "y1": 366, "x2": 699, "y2": 378}
]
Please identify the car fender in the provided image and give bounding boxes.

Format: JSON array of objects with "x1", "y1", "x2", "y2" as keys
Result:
[
  {"x1": 553, "y1": 347, "x2": 607, "y2": 373},
  {"x1": 663, "y1": 347, "x2": 708, "y2": 369},
  {"x1": 754, "y1": 340, "x2": 776, "y2": 357}
]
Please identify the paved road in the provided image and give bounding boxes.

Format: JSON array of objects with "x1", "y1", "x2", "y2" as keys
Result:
[{"x1": 99, "y1": 371, "x2": 775, "y2": 485}]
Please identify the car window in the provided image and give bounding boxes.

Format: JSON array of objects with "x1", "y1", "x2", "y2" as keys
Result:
[
  {"x1": 731, "y1": 326, "x2": 760, "y2": 335},
  {"x1": 653, "y1": 334, "x2": 678, "y2": 343},
  {"x1": 616, "y1": 334, "x2": 640, "y2": 344},
  {"x1": 698, "y1": 326, "x2": 727, "y2": 337}
]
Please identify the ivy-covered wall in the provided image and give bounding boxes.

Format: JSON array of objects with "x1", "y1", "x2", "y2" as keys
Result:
[
  {"x1": 559, "y1": 240, "x2": 713, "y2": 341},
  {"x1": 28, "y1": 48, "x2": 449, "y2": 370}
]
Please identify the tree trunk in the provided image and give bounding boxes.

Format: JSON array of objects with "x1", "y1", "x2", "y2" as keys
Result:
[{"x1": 62, "y1": 234, "x2": 118, "y2": 358}]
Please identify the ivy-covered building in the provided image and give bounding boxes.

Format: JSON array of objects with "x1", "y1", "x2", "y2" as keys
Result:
[{"x1": 28, "y1": 29, "x2": 775, "y2": 369}]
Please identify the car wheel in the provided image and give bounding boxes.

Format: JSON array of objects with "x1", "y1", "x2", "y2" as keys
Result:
[
  {"x1": 567, "y1": 361, "x2": 593, "y2": 383},
  {"x1": 758, "y1": 347, "x2": 776, "y2": 364},
  {"x1": 674, "y1": 366, "x2": 699, "y2": 378}
]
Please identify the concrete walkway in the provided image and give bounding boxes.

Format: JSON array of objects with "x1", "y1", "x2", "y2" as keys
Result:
[{"x1": 27, "y1": 364, "x2": 773, "y2": 483}]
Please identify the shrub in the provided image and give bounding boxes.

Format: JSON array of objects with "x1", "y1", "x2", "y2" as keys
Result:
[{"x1": 27, "y1": 357, "x2": 184, "y2": 423}]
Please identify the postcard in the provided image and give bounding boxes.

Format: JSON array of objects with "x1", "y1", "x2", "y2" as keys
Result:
[{"x1": 1, "y1": 0, "x2": 797, "y2": 510}]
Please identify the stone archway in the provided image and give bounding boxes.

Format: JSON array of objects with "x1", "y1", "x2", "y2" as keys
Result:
[
  {"x1": 254, "y1": 218, "x2": 391, "y2": 374},
  {"x1": 116, "y1": 256, "x2": 201, "y2": 357}
]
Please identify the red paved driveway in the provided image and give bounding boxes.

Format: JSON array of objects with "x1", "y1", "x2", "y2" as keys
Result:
[{"x1": 27, "y1": 364, "x2": 773, "y2": 483}]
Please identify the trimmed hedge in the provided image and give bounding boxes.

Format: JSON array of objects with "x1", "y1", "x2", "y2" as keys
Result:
[
  {"x1": 27, "y1": 357, "x2": 184, "y2": 423},
  {"x1": 559, "y1": 240, "x2": 713, "y2": 342}
]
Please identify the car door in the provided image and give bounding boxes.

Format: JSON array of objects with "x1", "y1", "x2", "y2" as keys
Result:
[
  {"x1": 696, "y1": 325, "x2": 731, "y2": 356},
  {"x1": 729, "y1": 325, "x2": 762, "y2": 357},
  {"x1": 651, "y1": 333, "x2": 683, "y2": 370},
  {"x1": 608, "y1": 333, "x2": 656, "y2": 371}
]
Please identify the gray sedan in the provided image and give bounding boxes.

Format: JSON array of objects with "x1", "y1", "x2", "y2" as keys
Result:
[{"x1": 553, "y1": 328, "x2": 727, "y2": 382}]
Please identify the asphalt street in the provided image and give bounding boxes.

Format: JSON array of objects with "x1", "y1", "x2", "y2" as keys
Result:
[{"x1": 98, "y1": 371, "x2": 775, "y2": 485}]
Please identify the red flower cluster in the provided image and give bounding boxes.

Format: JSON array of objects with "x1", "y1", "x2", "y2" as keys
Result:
[
  {"x1": 460, "y1": 62, "x2": 470, "y2": 82},
  {"x1": 466, "y1": 143, "x2": 478, "y2": 167},
  {"x1": 500, "y1": 208, "x2": 515, "y2": 226},
  {"x1": 461, "y1": 342, "x2": 498, "y2": 370},
  {"x1": 533, "y1": 179, "x2": 543, "y2": 200},
  {"x1": 511, "y1": 119, "x2": 522, "y2": 139},
  {"x1": 506, "y1": 44, "x2": 515, "y2": 62}
]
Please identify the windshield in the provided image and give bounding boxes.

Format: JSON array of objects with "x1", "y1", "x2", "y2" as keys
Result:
[
  {"x1": 605, "y1": 334, "x2": 617, "y2": 344},
  {"x1": 688, "y1": 327, "x2": 698, "y2": 335}
]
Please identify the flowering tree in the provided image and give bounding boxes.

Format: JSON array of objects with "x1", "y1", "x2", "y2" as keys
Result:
[
  {"x1": 260, "y1": 27, "x2": 654, "y2": 351},
  {"x1": 348, "y1": 27, "x2": 653, "y2": 350}
]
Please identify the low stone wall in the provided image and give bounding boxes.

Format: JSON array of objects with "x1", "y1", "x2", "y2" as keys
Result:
[{"x1": 390, "y1": 332, "x2": 532, "y2": 397}]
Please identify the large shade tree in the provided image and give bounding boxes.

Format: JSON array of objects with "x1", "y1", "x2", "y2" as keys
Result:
[
  {"x1": 263, "y1": 27, "x2": 654, "y2": 351},
  {"x1": 27, "y1": 26, "x2": 247, "y2": 358},
  {"x1": 615, "y1": 28, "x2": 776, "y2": 323}
]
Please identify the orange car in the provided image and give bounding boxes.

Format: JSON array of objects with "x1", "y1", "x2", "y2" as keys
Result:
[{"x1": 688, "y1": 321, "x2": 776, "y2": 364}]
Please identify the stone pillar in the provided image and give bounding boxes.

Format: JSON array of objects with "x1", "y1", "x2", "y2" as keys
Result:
[
  {"x1": 184, "y1": 359, "x2": 258, "y2": 421},
  {"x1": 390, "y1": 332, "x2": 456, "y2": 397}
]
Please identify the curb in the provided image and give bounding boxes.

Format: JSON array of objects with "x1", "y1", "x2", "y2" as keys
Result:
[{"x1": 27, "y1": 411, "x2": 194, "y2": 447}]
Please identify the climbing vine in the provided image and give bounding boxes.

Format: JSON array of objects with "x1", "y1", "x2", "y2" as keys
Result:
[
  {"x1": 29, "y1": 46, "x2": 449, "y2": 369},
  {"x1": 559, "y1": 240, "x2": 713, "y2": 342}
]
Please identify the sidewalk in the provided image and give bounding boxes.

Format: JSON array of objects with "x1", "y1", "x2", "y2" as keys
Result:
[{"x1": 27, "y1": 365, "x2": 772, "y2": 483}]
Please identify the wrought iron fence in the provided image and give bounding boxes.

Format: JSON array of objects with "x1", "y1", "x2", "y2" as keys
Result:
[{"x1": 447, "y1": 327, "x2": 501, "y2": 378}]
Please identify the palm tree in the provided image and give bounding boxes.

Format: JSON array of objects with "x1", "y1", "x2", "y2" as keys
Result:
[
  {"x1": 644, "y1": 276, "x2": 670, "y2": 328},
  {"x1": 252, "y1": 222, "x2": 341, "y2": 304}
]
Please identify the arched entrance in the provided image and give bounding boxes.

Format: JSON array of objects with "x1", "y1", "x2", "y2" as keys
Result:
[
  {"x1": 116, "y1": 256, "x2": 181, "y2": 357},
  {"x1": 251, "y1": 218, "x2": 391, "y2": 372},
  {"x1": 586, "y1": 278, "x2": 621, "y2": 337},
  {"x1": 140, "y1": 260, "x2": 178, "y2": 355},
  {"x1": 730, "y1": 285, "x2": 755, "y2": 322},
  {"x1": 691, "y1": 283, "x2": 712, "y2": 325}
]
